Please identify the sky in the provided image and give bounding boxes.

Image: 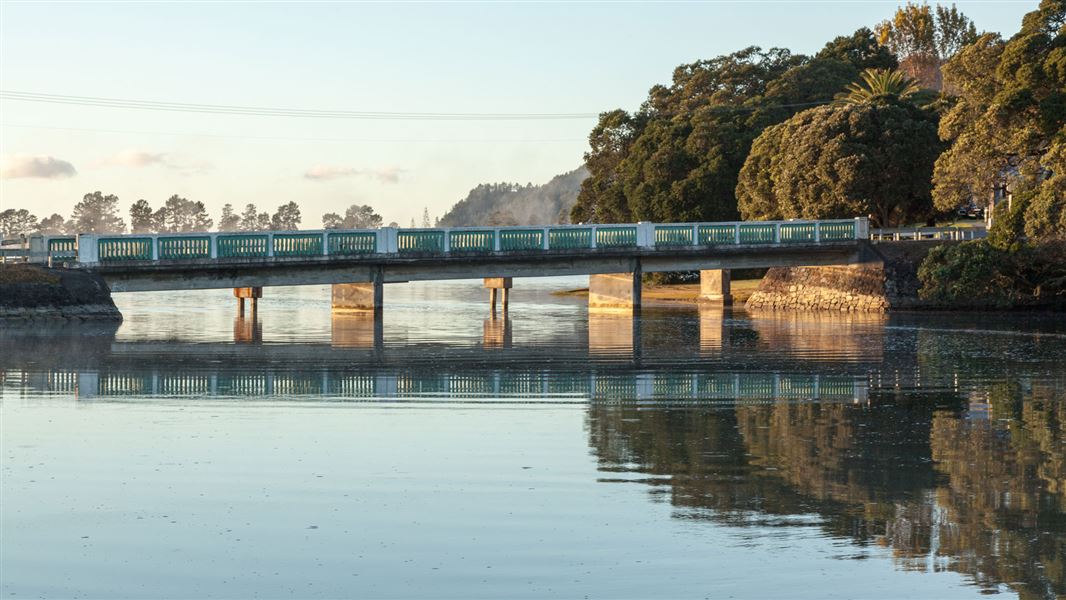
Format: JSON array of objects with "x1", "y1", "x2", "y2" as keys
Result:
[{"x1": 0, "y1": 1, "x2": 1039, "y2": 229}]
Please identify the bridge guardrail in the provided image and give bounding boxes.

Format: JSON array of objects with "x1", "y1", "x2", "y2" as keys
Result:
[
  {"x1": 69, "y1": 218, "x2": 869, "y2": 265},
  {"x1": 870, "y1": 226, "x2": 985, "y2": 241}
]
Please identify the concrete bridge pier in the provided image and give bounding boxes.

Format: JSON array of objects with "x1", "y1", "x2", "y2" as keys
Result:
[
  {"x1": 484, "y1": 277, "x2": 512, "y2": 313},
  {"x1": 332, "y1": 271, "x2": 384, "y2": 314},
  {"x1": 698, "y1": 269, "x2": 732, "y2": 306},
  {"x1": 589, "y1": 269, "x2": 641, "y2": 311},
  {"x1": 234, "y1": 287, "x2": 262, "y2": 318}
]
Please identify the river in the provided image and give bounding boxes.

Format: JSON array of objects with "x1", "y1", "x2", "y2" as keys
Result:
[{"x1": 2, "y1": 277, "x2": 1064, "y2": 599}]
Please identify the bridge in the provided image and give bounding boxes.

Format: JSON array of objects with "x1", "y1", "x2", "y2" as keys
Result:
[{"x1": 26, "y1": 218, "x2": 872, "y2": 313}]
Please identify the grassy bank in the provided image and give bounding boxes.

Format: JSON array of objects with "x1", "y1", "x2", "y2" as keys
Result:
[{"x1": 0, "y1": 264, "x2": 61, "y2": 285}]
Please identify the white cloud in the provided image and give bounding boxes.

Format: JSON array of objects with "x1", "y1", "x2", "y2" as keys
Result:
[
  {"x1": 0, "y1": 154, "x2": 77, "y2": 179},
  {"x1": 99, "y1": 149, "x2": 167, "y2": 168},
  {"x1": 95, "y1": 149, "x2": 212, "y2": 175},
  {"x1": 304, "y1": 164, "x2": 404, "y2": 184}
]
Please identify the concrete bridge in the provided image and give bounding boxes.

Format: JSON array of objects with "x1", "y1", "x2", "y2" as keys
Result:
[{"x1": 31, "y1": 218, "x2": 870, "y2": 313}]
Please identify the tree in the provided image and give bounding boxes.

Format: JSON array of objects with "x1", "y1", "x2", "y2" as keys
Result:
[
  {"x1": 815, "y1": 27, "x2": 899, "y2": 70},
  {"x1": 572, "y1": 47, "x2": 810, "y2": 224},
  {"x1": 736, "y1": 101, "x2": 942, "y2": 227},
  {"x1": 875, "y1": 3, "x2": 978, "y2": 89},
  {"x1": 0, "y1": 209, "x2": 38, "y2": 239},
  {"x1": 218, "y1": 203, "x2": 241, "y2": 231},
  {"x1": 932, "y1": 0, "x2": 1066, "y2": 238},
  {"x1": 270, "y1": 201, "x2": 301, "y2": 230},
  {"x1": 129, "y1": 199, "x2": 157, "y2": 233},
  {"x1": 154, "y1": 195, "x2": 213, "y2": 232},
  {"x1": 239, "y1": 204, "x2": 271, "y2": 231},
  {"x1": 322, "y1": 204, "x2": 383, "y2": 229},
  {"x1": 70, "y1": 191, "x2": 125, "y2": 233},
  {"x1": 421, "y1": 207, "x2": 431, "y2": 228},
  {"x1": 836, "y1": 69, "x2": 921, "y2": 104},
  {"x1": 37, "y1": 214, "x2": 68, "y2": 235}
]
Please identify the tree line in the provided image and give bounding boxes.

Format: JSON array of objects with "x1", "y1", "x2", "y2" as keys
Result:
[
  {"x1": 572, "y1": 0, "x2": 1063, "y2": 240},
  {"x1": 0, "y1": 194, "x2": 390, "y2": 238}
]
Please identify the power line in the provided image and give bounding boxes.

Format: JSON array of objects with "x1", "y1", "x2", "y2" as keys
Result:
[
  {"x1": 0, "y1": 90, "x2": 601, "y2": 121},
  {"x1": 0, "y1": 123, "x2": 585, "y2": 143}
]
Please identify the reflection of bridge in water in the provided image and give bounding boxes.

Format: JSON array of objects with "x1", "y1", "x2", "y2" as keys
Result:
[{"x1": 10, "y1": 368, "x2": 868, "y2": 404}]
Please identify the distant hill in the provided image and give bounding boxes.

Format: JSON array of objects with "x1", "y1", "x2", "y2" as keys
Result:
[{"x1": 438, "y1": 166, "x2": 589, "y2": 227}]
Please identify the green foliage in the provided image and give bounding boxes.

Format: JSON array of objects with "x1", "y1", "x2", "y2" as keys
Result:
[
  {"x1": 0, "y1": 209, "x2": 39, "y2": 238},
  {"x1": 155, "y1": 195, "x2": 213, "y2": 233},
  {"x1": 270, "y1": 201, "x2": 302, "y2": 231},
  {"x1": 835, "y1": 69, "x2": 922, "y2": 105},
  {"x1": 875, "y1": 2, "x2": 977, "y2": 88},
  {"x1": 239, "y1": 204, "x2": 271, "y2": 231},
  {"x1": 933, "y1": 0, "x2": 1065, "y2": 235},
  {"x1": 322, "y1": 204, "x2": 383, "y2": 229},
  {"x1": 218, "y1": 204, "x2": 241, "y2": 231},
  {"x1": 37, "y1": 214, "x2": 68, "y2": 235},
  {"x1": 736, "y1": 101, "x2": 941, "y2": 226},
  {"x1": 71, "y1": 191, "x2": 126, "y2": 234},
  {"x1": 129, "y1": 199, "x2": 156, "y2": 234},
  {"x1": 816, "y1": 27, "x2": 899, "y2": 70},
  {"x1": 986, "y1": 193, "x2": 1031, "y2": 250},
  {"x1": 918, "y1": 239, "x2": 1066, "y2": 307}
]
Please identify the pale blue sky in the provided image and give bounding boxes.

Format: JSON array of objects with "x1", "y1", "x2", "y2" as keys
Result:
[{"x1": 0, "y1": 1, "x2": 1036, "y2": 227}]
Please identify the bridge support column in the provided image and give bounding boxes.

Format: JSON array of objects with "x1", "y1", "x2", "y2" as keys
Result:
[
  {"x1": 234, "y1": 287, "x2": 262, "y2": 318},
  {"x1": 589, "y1": 270, "x2": 641, "y2": 310},
  {"x1": 484, "y1": 277, "x2": 512, "y2": 313},
  {"x1": 698, "y1": 269, "x2": 732, "y2": 306},
  {"x1": 332, "y1": 278, "x2": 383, "y2": 313}
]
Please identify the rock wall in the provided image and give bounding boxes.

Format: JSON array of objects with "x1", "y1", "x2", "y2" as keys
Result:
[
  {"x1": 745, "y1": 242, "x2": 943, "y2": 312},
  {"x1": 0, "y1": 265, "x2": 122, "y2": 320}
]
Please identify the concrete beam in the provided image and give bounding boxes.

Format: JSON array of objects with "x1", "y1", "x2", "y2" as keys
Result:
[
  {"x1": 484, "y1": 277, "x2": 513, "y2": 312},
  {"x1": 698, "y1": 269, "x2": 732, "y2": 306},
  {"x1": 94, "y1": 242, "x2": 864, "y2": 292}
]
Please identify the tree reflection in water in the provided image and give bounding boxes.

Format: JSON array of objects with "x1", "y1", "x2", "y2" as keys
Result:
[{"x1": 587, "y1": 384, "x2": 1065, "y2": 599}]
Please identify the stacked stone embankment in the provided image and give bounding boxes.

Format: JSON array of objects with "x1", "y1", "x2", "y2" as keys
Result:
[
  {"x1": 0, "y1": 265, "x2": 122, "y2": 320},
  {"x1": 745, "y1": 242, "x2": 940, "y2": 313}
]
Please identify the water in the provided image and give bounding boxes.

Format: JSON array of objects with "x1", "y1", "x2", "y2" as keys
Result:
[{"x1": 3, "y1": 278, "x2": 1064, "y2": 599}]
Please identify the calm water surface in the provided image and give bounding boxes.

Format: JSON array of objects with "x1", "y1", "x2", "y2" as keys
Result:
[{"x1": 3, "y1": 278, "x2": 1064, "y2": 599}]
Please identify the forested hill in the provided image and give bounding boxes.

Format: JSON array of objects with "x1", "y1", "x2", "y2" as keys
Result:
[{"x1": 438, "y1": 166, "x2": 589, "y2": 227}]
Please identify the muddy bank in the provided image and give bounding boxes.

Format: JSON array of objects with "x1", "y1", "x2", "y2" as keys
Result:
[{"x1": 0, "y1": 265, "x2": 122, "y2": 320}]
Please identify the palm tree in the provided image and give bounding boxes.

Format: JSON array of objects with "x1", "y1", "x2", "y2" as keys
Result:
[{"x1": 835, "y1": 69, "x2": 922, "y2": 105}]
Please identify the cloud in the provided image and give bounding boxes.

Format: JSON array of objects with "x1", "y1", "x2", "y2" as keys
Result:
[
  {"x1": 99, "y1": 150, "x2": 167, "y2": 168},
  {"x1": 304, "y1": 164, "x2": 404, "y2": 184},
  {"x1": 95, "y1": 149, "x2": 212, "y2": 175},
  {"x1": 0, "y1": 154, "x2": 77, "y2": 179}
]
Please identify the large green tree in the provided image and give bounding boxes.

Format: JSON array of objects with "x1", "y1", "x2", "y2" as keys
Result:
[
  {"x1": 70, "y1": 191, "x2": 126, "y2": 234},
  {"x1": 571, "y1": 30, "x2": 894, "y2": 225},
  {"x1": 736, "y1": 94, "x2": 942, "y2": 227},
  {"x1": 932, "y1": 0, "x2": 1066, "y2": 238}
]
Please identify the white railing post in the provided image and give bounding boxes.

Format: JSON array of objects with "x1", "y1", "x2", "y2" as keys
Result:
[
  {"x1": 266, "y1": 232, "x2": 275, "y2": 257},
  {"x1": 855, "y1": 217, "x2": 870, "y2": 240},
  {"x1": 590, "y1": 226, "x2": 597, "y2": 249},
  {"x1": 321, "y1": 231, "x2": 329, "y2": 256},
  {"x1": 542, "y1": 227, "x2": 550, "y2": 250},
  {"x1": 636, "y1": 222, "x2": 655, "y2": 248},
  {"x1": 77, "y1": 234, "x2": 99, "y2": 265},
  {"x1": 692, "y1": 224, "x2": 699, "y2": 246},
  {"x1": 442, "y1": 228, "x2": 451, "y2": 253},
  {"x1": 814, "y1": 222, "x2": 821, "y2": 243},
  {"x1": 773, "y1": 223, "x2": 780, "y2": 244},
  {"x1": 493, "y1": 228, "x2": 501, "y2": 252},
  {"x1": 210, "y1": 233, "x2": 218, "y2": 259},
  {"x1": 734, "y1": 223, "x2": 741, "y2": 245},
  {"x1": 150, "y1": 235, "x2": 158, "y2": 260}
]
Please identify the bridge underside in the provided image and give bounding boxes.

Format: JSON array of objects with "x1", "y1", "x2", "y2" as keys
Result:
[{"x1": 94, "y1": 242, "x2": 867, "y2": 293}]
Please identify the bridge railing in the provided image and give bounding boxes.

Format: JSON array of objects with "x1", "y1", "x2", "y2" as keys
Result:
[
  {"x1": 70, "y1": 218, "x2": 868, "y2": 265},
  {"x1": 870, "y1": 226, "x2": 985, "y2": 242}
]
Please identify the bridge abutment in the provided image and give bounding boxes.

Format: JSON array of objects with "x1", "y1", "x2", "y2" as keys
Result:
[{"x1": 698, "y1": 269, "x2": 732, "y2": 306}]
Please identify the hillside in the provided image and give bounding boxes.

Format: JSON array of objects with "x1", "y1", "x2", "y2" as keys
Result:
[{"x1": 438, "y1": 166, "x2": 588, "y2": 227}]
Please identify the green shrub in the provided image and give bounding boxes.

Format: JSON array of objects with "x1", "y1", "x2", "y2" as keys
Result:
[{"x1": 918, "y1": 239, "x2": 1066, "y2": 308}]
